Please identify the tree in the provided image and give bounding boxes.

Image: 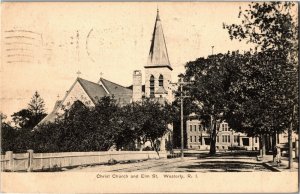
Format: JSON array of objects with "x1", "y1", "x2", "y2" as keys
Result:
[
  {"x1": 224, "y1": 2, "x2": 298, "y2": 154},
  {"x1": 11, "y1": 91, "x2": 47, "y2": 129},
  {"x1": 183, "y1": 52, "x2": 242, "y2": 154},
  {"x1": 138, "y1": 99, "x2": 174, "y2": 155},
  {"x1": 28, "y1": 91, "x2": 47, "y2": 127},
  {"x1": 114, "y1": 99, "x2": 175, "y2": 155},
  {"x1": 34, "y1": 96, "x2": 122, "y2": 152},
  {"x1": 115, "y1": 102, "x2": 145, "y2": 151},
  {"x1": 11, "y1": 109, "x2": 33, "y2": 129},
  {"x1": 1, "y1": 112, "x2": 17, "y2": 153}
]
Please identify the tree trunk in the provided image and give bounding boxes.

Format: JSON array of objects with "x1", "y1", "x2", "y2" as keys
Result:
[
  {"x1": 151, "y1": 139, "x2": 160, "y2": 158},
  {"x1": 272, "y1": 129, "x2": 277, "y2": 153},
  {"x1": 209, "y1": 120, "x2": 217, "y2": 155},
  {"x1": 260, "y1": 134, "x2": 266, "y2": 157}
]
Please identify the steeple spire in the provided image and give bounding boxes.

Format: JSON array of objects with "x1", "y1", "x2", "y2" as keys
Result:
[
  {"x1": 145, "y1": 9, "x2": 172, "y2": 70},
  {"x1": 156, "y1": 7, "x2": 160, "y2": 21}
]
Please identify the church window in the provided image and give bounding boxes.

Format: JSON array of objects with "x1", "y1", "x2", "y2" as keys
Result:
[
  {"x1": 150, "y1": 75, "x2": 155, "y2": 98},
  {"x1": 159, "y1": 74, "x2": 164, "y2": 87}
]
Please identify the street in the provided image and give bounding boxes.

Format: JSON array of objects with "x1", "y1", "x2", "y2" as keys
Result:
[{"x1": 66, "y1": 151, "x2": 272, "y2": 172}]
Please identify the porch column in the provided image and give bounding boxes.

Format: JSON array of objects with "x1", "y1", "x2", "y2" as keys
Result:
[{"x1": 239, "y1": 137, "x2": 243, "y2": 146}]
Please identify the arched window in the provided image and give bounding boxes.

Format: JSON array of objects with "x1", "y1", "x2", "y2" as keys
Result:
[
  {"x1": 150, "y1": 75, "x2": 155, "y2": 98},
  {"x1": 159, "y1": 74, "x2": 164, "y2": 87}
]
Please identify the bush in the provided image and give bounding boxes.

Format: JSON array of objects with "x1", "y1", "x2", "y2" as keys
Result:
[{"x1": 228, "y1": 146, "x2": 247, "y2": 151}]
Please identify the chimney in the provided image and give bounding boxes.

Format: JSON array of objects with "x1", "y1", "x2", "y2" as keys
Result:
[{"x1": 132, "y1": 70, "x2": 142, "y2": 102}]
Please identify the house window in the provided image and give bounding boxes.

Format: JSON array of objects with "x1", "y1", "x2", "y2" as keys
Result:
[
  {"x1": 194, "y1": 125, "x2": 197, "y2": 132},
  {"x1": 158, "y1": 74, "x2": 164, "y2": 87},
  {"x1": 217, "y1": 136, "x2": 219, "y2": 142},
  {"x1": 255, "y1": 137, "x2": 258, "y2": 143},
  {"x1": 221, "y1": 123, "x2": 229, "y2": 131},
  {"x1": 190, "y1": 125, "x2": 192, "y2": 132},
  {"x1": 150, "y1": 75, "x2": 155, "y2": 98},
  {"x1": 222, "y1": 135, "x2": 230, "y2": 143},
  {"x1": 234, "y1": 135, "x2": 238, "y2": 143},
  {"x1": 194, "y1": 136, "x2": 197, "y2": 142},
  {"x1": 190, "y1": 136, "x2": 192, "y2": 142}
]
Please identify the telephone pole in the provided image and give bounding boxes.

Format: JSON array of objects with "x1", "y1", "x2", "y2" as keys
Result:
[
  {"x1": 288, "y1": 104, "x2": 295, "y2": 169},
  {"x1": 176, "y1": 77, "x2": 193, "y2": 159}
]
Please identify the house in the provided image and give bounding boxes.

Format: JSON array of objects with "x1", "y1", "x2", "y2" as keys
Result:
[{"x1": 186, "y1": 119, "x2": 260, "y2": 151}]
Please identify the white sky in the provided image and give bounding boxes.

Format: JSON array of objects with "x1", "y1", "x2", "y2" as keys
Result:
[{"x1": 1, "y1": 2, "x2": 254, "y2": 119}]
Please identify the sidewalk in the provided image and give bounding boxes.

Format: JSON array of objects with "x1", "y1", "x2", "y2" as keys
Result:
[{"x1": 260, "y1": 155, "x2": 298, "y2": 172}]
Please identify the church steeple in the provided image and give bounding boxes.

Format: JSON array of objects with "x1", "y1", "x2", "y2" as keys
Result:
[{"x1": 145, "y1": 9, "x2": 172, "y2": 70}]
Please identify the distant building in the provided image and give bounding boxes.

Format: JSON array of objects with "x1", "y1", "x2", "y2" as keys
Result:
[{"x1": 186, "y1": 119, "x2": 260, "y2": 151}]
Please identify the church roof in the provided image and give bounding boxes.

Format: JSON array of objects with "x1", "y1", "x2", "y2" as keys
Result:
[
  {"x1": 145, "y1": 9, "x2": 172, "y2": 70},
  {"x1": 34, "y1": 100, "x2": 61, "y2": 128},
  {"x1": 99, "y1": 78, "x2": 133, "y2": 105},
  {"x1": 77, "y1": 78, "x2": 108, "y2": 104},
  {"x1": 35, "y1": 77, "x2": 133, "y2": 128},
  {"x1": 126, "y1": 84, "x2": 146, "y2": 93}
]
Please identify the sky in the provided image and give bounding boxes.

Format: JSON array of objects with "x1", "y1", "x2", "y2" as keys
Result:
[{"x1": 1, "y1": 2, "x2": 254, "y2": 119}]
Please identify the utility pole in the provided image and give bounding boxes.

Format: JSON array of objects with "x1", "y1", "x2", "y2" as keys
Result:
[
  {"x1": 211, "y1": 46, "x2": 214, "y2": 55},
  {"x1": 180, "y1": 82, "x2": 184, "y2": 159},
  {"x1": 177, "y1": 77, "x2": 193, "y2": 159},
  {"x1": 288, "y1": 104, "x2": 295, "y2": 169}
]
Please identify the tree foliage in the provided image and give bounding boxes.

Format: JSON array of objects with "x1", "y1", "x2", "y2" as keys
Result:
[
  {"x1": 223, "y1": 2, "x2": 298, "y2": 136},
  {"x1": 184, "y1": 52, "x2": 241, "y2": 154},
  {"x1": 2, "y1": 96, "x2": 174, "y2": 154},
  {"x1": 224, "y1": 2, "x2": 298, "y2": 53},
  {"x1": 11, "y1": 91, "x2": 47, "y2": 129}
]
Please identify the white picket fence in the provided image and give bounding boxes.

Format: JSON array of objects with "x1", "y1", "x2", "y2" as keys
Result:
[{"x1": 0, "y1": 150, "x2": 167, "y2": 172}]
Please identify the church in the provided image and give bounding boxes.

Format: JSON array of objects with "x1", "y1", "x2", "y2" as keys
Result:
[{"x1": 37, "y1": 9, "x2": 174, "y2": 150}]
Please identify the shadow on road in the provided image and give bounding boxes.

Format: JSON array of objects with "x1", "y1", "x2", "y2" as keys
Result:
[
  {"x1": 189, "y1": 151, "x2": 259, "y2": 159},
  {"x1": 178, "y1": 160, "x2": 268, "y2": 172}
]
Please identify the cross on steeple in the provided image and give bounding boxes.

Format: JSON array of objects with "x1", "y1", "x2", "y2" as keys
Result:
[{"x1": 76, "y1": 70, "x2": 81, "y2": 77}]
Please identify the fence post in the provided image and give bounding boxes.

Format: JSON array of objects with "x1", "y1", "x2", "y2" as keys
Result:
[
  {"x1": 5, "y1": 151, "x2": 13, "y2": 172},
  {"x1": 27, "y1": 150, "x2": 34, "y2": 172}
]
